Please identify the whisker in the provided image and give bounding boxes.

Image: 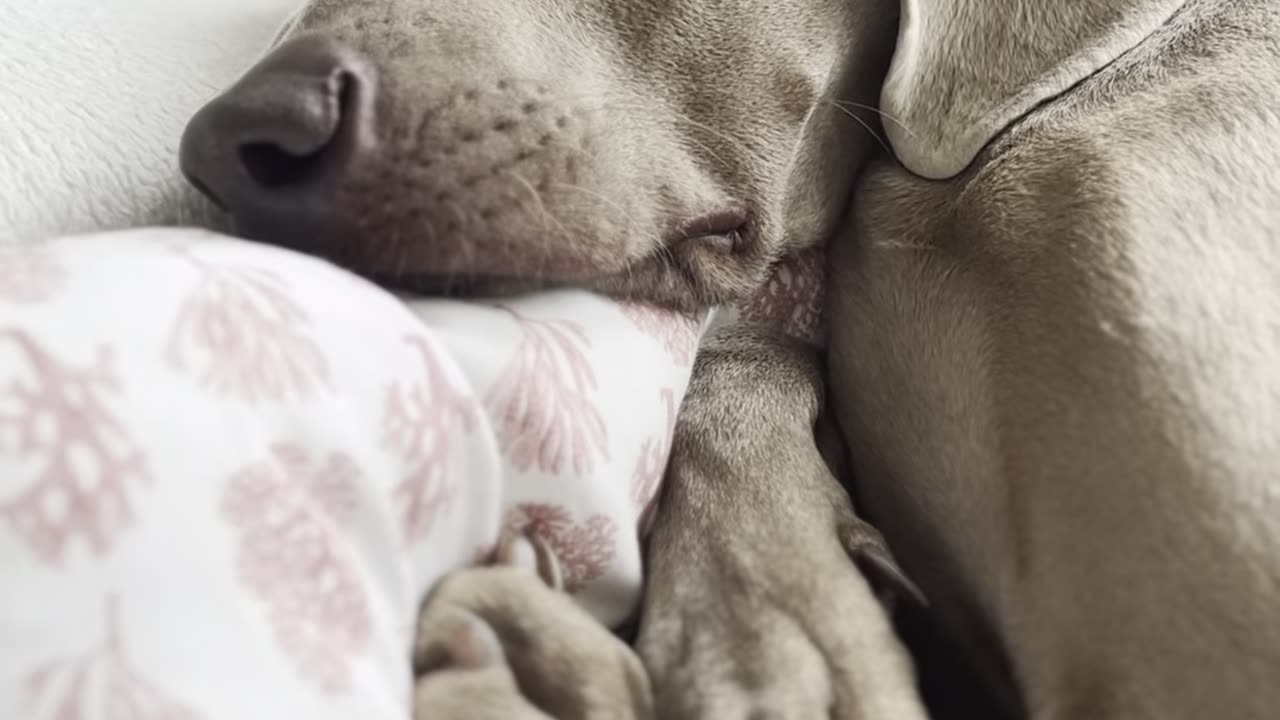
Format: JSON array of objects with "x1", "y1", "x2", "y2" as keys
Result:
[
  {"x1": 821, "y1": 98, "x2": 893, "y2": 156},
  {"x1": 504, "y1": 170, "x2": 568, "y2": 238},
  {"x1": 393, "y1": 241, "x2": 412, "y2": 285},
  {"x1": 546, "y1": 182, "x2": 638, "y2": 232},
  {"x1": 551, "y1": 91, "x2": 775, "y2": 167},
  {"x1": 871, "y1": 238, "x2": 935, "y2": 252},
  {"x1": 438, "y1": 197, "x2": 475, "y2": 278},
  {"x1": 678, "y1": 134, "x2": 733, "y2": 171},
  {"x1": 652, "y1": 109, "x2": 774, "y2": 167},
  {"x1": 829, "y1": 99, "x2": 917, "y2": 138},
  {"x1": 503, "y1": 169, "x2": 574, "y2": 279}
]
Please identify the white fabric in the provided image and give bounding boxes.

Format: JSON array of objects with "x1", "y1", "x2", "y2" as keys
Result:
[{"x1": 0, "y1": 228, "x2": 701, "y2": 719}]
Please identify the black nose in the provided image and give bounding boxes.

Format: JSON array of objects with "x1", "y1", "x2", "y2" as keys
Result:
[{"x1": 179, "y1": 32, "x2": 376, "y2": 247}]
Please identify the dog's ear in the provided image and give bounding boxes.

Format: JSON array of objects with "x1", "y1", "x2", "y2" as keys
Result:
[
  {"x1": 841, "y1": 520, "x2": 927, "y2": 612},
  {"x1": 881, "y1": 0, "x2": 1185, "y2": 179}
]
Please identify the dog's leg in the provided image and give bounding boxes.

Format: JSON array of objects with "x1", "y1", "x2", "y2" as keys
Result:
[{"x1": 635, "y1": 324, "x2": 929, "y2": 720}]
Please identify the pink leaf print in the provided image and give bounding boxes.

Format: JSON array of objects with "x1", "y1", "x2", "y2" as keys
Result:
[
  {"x1": 486, "y1": 309, "x2": 608, "y2": 476},
  {"x1": 222, "y1": 444, "x2": 370, "y2": 694},
  {"x1": 503, "y1": 503, "x2": 618, "y2": 592},
  {"x1": 166, "y1": 260, "x2": 330, "y2": 404},
  {"x1": 0, "y1": 330, "x2": 148, "y2": 565},
  {"x1": 0, "y1": 245, "x2": 67, "y2": 304},
  {"x1": 618, "y1": 303, "x2": 702, "y2": 367},
  {"x1": 23, "y1": 596, "x2": 206, "y2": 720},
  {"x1": 738, "y1": 247, "x2": 826, "y2": 345},
  {"x1": 383, "y1": 335, "x2": 477, "y2": 545},
  {"x1": 630, "y1": 388, "x2": 679, "y2": 535}
]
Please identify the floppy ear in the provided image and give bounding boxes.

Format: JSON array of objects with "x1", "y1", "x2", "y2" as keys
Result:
[{"x1": 881, "y1": 0, "x2": 1186, "y2": 179}]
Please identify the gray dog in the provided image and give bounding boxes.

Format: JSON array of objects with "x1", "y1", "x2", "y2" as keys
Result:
[{"x1": 180, "y1": 0, "x2": 1280, "y2": 718}]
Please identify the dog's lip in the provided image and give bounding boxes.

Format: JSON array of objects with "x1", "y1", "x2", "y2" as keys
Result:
[
  {"x1": 363, "y1": 208, "x2": 754, "y2": 297},
  {"x1": 669, "y1": 207, "x2": 751, "y2": 242},
  {"x1": 665, "y1": 206, "x2": 752, "y2": 256}
]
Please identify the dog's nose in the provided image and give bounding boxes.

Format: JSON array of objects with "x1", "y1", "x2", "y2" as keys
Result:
[{"x1": 179, "y1": 33, "x2": 376, "y2": 246}]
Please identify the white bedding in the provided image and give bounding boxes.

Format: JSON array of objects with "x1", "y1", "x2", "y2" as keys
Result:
[{"x1": 0, "y1": 228, "x2": 701, "y2": 718}]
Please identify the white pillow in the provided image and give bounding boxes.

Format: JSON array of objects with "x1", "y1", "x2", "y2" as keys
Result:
[{"x1": 0, "y1": 228, "x2": 702, "y2": 718}]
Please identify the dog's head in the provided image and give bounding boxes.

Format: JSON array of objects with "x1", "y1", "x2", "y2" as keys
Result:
[{"x1": 180, "y1": 0, "x2": 1181, "y2": 309}]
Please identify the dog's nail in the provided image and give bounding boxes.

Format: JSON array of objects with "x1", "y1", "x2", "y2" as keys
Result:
[
  {"x1": 493, "y1": 531, "x2": 564, "y2": 590},
  {"x1": 493, "y1": 532, "x2": 530, "y2": 566},
  {"x1": 527, "y1": 533, "x2": 565, "y2": 591},
  {"x1": 509, "y1": 536, "x2": 540, "y2": 572},
  {"x1": 841, "y1": 520, "x2": 928, "y2": 610},
  {"x1": 849, "y1": 544, "x2": 928, "y2": 611}
]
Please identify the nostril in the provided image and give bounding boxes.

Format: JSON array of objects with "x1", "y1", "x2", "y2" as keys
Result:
[
  {"x1": 239, "y1": 142, "x2": 324, "y2": 189},
  {"x1": 179, "y1": 33, "x2": 376, "y2": 222},
  {"x1": 236, "y1": 70, "x2": 359, "y2": 190}
]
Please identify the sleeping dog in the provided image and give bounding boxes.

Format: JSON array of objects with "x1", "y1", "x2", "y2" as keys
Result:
[{"x1": 180, "y1": 0, "x2": 1280, "y2": 717}]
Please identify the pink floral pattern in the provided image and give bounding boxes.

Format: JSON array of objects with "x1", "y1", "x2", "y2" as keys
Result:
[
  {"x1": 166, "y1": 261, "x2": 331, "y2": 405},
  {"x1": 0, "y1": 330, "x2": 148, "y2": 566},
  {"x1": 24, "y1": 596, "x2": 206, "y2": 720},
  {"x1": 631, "y1": 388, "x2": 679, "y2": 535},
  {"x1": 486, "y1": 309, "x2": 608, "y2": 476},
  {"x1": 384, "y1": 335, "x2": 477, "y2": 545},
  {"x1": 0, "y1": 246, "x2": 67, "y2": 305},
  {"x1": 619, "y1": 303, "x2": 701, "y2": 367},
  {"x1": 1, "y1": 229, "x2": 707, "y2": 716},
  {"x1": 221, "y1": 444, "x2": 370, "y2": 694},
  {"x1": 738, "y1": 247, "x2": 826, "y2": 345},
  {"x1": 503, "y1": 503, "x2": 617, "y2": 592}
]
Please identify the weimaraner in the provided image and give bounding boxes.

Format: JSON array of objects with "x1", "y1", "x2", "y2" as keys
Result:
[{"x1": 179, "y1": 0, "x2": 1280, "y2": 718}]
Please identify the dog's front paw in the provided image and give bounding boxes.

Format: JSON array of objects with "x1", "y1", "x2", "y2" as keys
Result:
[
  {"x1": 635, "y1": 323, "x2": 930, "y2": 718},
  {"x1": 414, "y1": 532, "x2": 654, "y2": 719},
  {"x1": 636, "y1": 515, "x2": 930, "y2": 720}
]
